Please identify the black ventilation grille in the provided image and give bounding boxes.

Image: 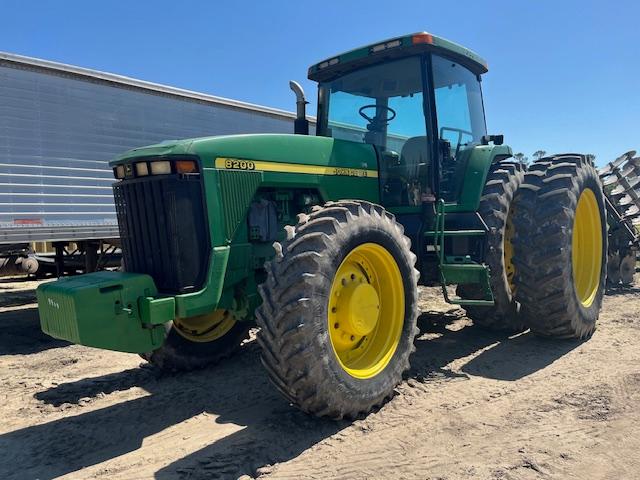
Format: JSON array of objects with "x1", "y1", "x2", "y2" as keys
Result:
[{"x1": 113, "y1": 174, "x2": 209, "y2": 294}]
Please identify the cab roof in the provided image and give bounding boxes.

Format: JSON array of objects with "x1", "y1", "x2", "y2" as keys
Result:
[{"x1": 308, "y1": 32, "x2": 488, "y2": 83}]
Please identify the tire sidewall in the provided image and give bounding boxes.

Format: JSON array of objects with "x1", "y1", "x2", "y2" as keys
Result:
[{"x1": 310, "y1": 217, "x2": 417, "y2": 404}]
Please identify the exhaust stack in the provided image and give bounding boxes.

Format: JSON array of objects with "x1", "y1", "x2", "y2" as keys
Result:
[{"x1": 289, "y1": 80, "x2": 309, "y2": 135}]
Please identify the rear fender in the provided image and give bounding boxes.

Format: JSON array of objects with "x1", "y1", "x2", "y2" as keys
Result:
[{"x1": 447, "y1": 144, "x2": 513, "y2": 213}]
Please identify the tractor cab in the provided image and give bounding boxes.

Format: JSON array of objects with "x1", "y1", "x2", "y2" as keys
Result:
[
  {"x1": 309, "y1": 33, "x2": 498, "y2": 295},
  {"x1": 309, "y1": 32, "x2": 490, "y2": 209}
]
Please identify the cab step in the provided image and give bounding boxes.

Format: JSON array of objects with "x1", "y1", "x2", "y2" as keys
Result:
[
  {"x1": 433, "y1": 200, "x2": 494, "y2": 307},
  {"x1": 439, "y1": 263, "x2": 494, "y2": 306}
]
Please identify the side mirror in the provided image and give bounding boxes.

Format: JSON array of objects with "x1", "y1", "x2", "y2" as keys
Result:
[{"x1": 481, "y1": 134, "x2": 504, "y2": 146}]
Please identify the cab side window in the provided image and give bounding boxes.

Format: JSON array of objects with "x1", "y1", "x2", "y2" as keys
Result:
[
  {"x1": 320, "y1": 57, "x2": 431, "y2": 207},
  {"x1": 432, "y1": 55, "x2": 487, "y2": 201}
]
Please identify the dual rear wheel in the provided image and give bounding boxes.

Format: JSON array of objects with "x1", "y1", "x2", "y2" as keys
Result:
[
  {"x1": 513, "y1": 154, "x2": 607, "y2": 338},
  {"x1": 462, "y1": 155, "x2": 607, "y2": 338}
]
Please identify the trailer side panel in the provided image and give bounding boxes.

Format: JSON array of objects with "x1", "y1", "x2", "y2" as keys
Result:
[{"x1": 0, "y1": 53, "x2": 309, "y2": 244}]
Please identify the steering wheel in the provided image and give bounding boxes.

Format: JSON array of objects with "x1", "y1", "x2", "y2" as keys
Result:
[
  {"x1": 440, "y1": 126, "x2": 474, "y2": 158},
  {"x1": 358, "y1": 105, "x2": 397, "y2": 124}
]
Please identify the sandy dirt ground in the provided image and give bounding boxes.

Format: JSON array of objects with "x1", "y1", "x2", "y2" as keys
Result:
[{"x1": 1, "y1": 276, "x2": 639, "y2": 480}]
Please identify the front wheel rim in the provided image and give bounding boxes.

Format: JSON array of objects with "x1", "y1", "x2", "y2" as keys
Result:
[
  {"x1": 174, "y1": 309, "x2": 237, "y2": 343},
  {"x1": 328, "y1": 242, "x2": 405, "y2": 379},
  {"x1": 572, "y1": 188, "x2": 603, "y2": 307}
]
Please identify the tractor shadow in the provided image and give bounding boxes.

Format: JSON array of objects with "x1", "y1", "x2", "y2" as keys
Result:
[
  {"x1": 1, "y1": 342, "x2": 345, "y2": 480},
  {"x1": 411, "y1": 309, "x2": 584, "y2": 383},
  {"x1": 0, "y1": 306, "x2": 69, "y2": 355},
  {"x1": 0, "y1": 307, "x2": 583, "y2": 479},
  {"x1": 605, "y1": 285, "x2": 640, "y2": 296},
  {"x1": 0, "y1": 279, "x2": 69, "y2": 356},
  {"x1": 0, "y1": 288, "x2": 37, "y2": 308}
]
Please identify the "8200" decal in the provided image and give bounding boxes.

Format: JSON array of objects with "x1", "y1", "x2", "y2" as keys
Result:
[{"x1": 224, "y1": 159, "x2": 256, "y2": 170}]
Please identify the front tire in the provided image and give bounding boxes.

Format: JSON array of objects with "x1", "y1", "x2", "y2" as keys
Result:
[
  {"x1": 513, "y1": 154, "x2": 607, "y2": 338},
  {"x1": 141, "y1": 309, "x2": 250, "y2": 372},
  {"x1": 256, "y1": 201, "x2": 419, "y2": 419}
]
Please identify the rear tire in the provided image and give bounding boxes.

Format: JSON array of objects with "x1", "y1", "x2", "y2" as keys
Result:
[
  {"x1": 458, "y1": 159, "x2": 525, "y2": 331},
  {"x1": 513, "y1": 154, "x2": 607, "y2": 339},
  {"x1": 256, "y1": 201, "x2": 419, "y2": 419}
]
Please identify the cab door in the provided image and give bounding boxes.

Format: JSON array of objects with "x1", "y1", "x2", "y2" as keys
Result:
[{"x1": 430, "y1": 54, "x2": 488, "y2": 205}]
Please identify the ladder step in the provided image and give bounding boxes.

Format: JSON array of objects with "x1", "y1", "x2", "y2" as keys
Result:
[
  {"x1": 441, "y1": 264, "x2": 489, "y2": 285},
  {"x1": 444, "y1": 257, "x2": 482, "y2": 266},
  {"x1": 433, "y1": 199, "x2": 494, "y2": 307},
  {"x1": 442, "y1": 263, "x2": 486, "y2": 270}
]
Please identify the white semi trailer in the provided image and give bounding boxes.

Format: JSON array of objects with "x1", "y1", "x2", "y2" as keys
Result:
[{"x1": 0, "y1": 51, "x2": 313, "y2": 275}]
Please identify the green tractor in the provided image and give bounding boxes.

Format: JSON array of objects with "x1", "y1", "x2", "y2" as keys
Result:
[{"x1": 37, "y1": 32, "x2": 607, "y2": 419}]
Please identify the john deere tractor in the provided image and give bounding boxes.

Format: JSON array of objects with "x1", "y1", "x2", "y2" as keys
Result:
[{"x1": 37, "y1": 32, "x2": 607, "y2": 419}]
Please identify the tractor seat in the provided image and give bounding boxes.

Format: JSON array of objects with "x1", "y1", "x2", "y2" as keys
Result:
[
  {"x1": 383, "y1": 136, "x2": 431, "y2": 206},
  {"x1": 400, "y1": 136, "x2": 430, "y2": 178}
]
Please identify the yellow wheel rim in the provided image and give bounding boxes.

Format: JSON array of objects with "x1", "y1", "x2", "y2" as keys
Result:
[
  {"x1": 328, "y1": 243, "x2": 405, "y2": 379},
  {"x1": 504, "y1": 205, "x2": 516, "y2": 293},
  {"x1": 174, "y1": 309, "x2": 236, "y2": 343},
  {"x1": 572, "y1": 188, "x2": 603, "y2": 307}
]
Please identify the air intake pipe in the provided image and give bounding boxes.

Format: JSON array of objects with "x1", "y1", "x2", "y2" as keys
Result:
[{"x1": 289, "y1": 80, "x2": 309, "y2": 135}]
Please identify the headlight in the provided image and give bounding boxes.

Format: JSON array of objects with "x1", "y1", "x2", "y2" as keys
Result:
[
  {"x1": 150, "y1": 161, "x2": 171, "y2": 175},
  {"x1": 135, "y1": 162, "x2": 149, "y2": 176},
  {"x1": 114, "y1": 165, "x2": 125, "y2": 179}
]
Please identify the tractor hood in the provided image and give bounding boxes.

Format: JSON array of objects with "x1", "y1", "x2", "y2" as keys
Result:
[{"x1": 111, "y1": 134, "x2": 378, "y2": 173}]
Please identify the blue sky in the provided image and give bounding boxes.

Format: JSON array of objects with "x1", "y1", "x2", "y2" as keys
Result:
[{"x1": 1, "y1": 0, "x2": 638, "y2": 165}]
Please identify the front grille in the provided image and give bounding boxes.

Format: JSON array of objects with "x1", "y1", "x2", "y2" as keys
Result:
[{"x1": 113, "y1": 174, "x2": 209, "y2": 294}]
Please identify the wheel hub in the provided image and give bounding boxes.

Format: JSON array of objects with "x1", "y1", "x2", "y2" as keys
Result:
[{"x1": 337, "y1": 279, "x2": 380, "y2": 337}]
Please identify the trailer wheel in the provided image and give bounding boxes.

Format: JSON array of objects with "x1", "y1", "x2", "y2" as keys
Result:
[
  {"x1": 141, "y1": 307, "x2": 250, "y2": 372},
  {"x1": 513, "y1": 154, "x2": 607, "y2": 338},
  {"x1": 457, "y1": 159, "x2": 525, "y2": 331},
  {"x1": 256, "y1": 201, "x2": 419, "y2": 419}
]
